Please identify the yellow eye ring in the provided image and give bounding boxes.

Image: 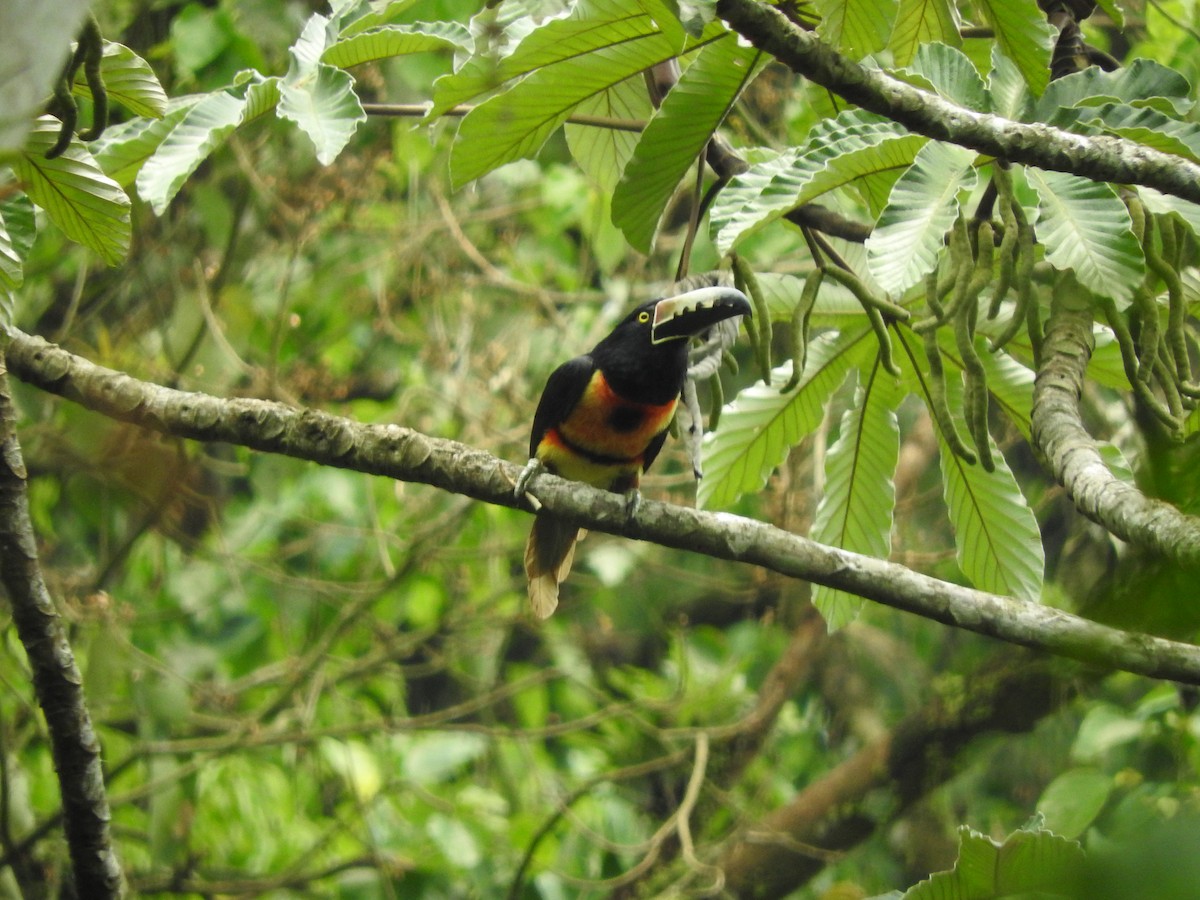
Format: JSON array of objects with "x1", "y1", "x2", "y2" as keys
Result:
[{"x1": 638, "y1": 311, "x2": 651, "y2": 323}]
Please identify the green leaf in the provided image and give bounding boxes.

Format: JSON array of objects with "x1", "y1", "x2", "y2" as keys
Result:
[
  {"x1": 0, "y1": 194, "x2": 36, "y2": 291},
  {"x1": 900, "y1": 42, "x2": 987, "y2": 111},
  {"x1": 73, "y1": 42, "x2": 169, "y2": 119},
  {"x1": 811, "y1": 362, "x2": 903, "y2": 630},
  {"x1": 431, "y1": 0, "x2": 682, "y2": 117},
  {"x1": 866, "y1": 140, "x2": 978, "y2": 296},
  {"x1": 1076, "y1": 103, "x2": 1200, "y2": 164},
  {"x1": 1035, "y1": 58, "x2": 1194, "y2": 121},
  {"x1": 449, "y1": 22, "x2": 698, "y2": 187},
  {"x1": 903, "y1": 824, "x2": 1084, "y2": 898},
  {"x1": 280, "y1": 12, "x2": 365, "y2": 165},
  {"x1": 338, "y1": 0, "x2": 427, "y2": 38},
  {"x1": 711, "y1": 111, "x2": 926, "y2": 252},
  {"x1": 973, "y1": 0, "x2": 1055, "y2": 98},
  {"x1": 1139, "y1": 186, "x2": 1200, "y2": 241},
  {"x1": 933, "y1": 359, "x2": 1044, "y2": 602},
  {"x1": 611, "y1": 33, "x2": 766, "y2": 252},
  {"x1": 566, "y1": 77, "x2": 652, "y2": 195},
  {"x1": 15, "y1": 117, "x2": 131, "y2": 266},
  {"x1": 1026, "y1": 168, "x2": 1144, "y2": 307},
  {"x1": 322, "y1": 22, "x2": 472, "y2": 68},
  {"x1": 136, "y1": 90, "x2": 247, "y2": 214},
  {"x1": 815, "y1": 0, "x2": 894, "y2": 58},
  {"x1": 1037, "y1": 768, "x2": 1113, "y2": 839},
  {"x1": 279, "y1": 64, "x2": 365, "y2": 165},
  {"x1": 699, "y1": 328, "x2": 874, "y2": 509},
  {"x1": 91, "y1": 99, "x2": 203, "y2": 187},
  {"x1": 888, "y1": 0, "x2": 960, "y2": 66},
  {"x1": 987, "y1": 43, "x2": 1029, "y2": 120}
]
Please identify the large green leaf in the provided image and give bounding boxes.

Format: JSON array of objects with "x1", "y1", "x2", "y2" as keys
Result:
[
  {"x1": 92, "y1": 98, "x2": 203, "y2": 187},
  {"x1": 15, "y1": 117, "x2": 131, "y2": 266},
  {"x1": 810, "y1": 361, "x2": 903, "y2": 630},
  {"x1": 73, "y1": 42, "x2": 169, "y2": 119},
  {"x1": 987, "y1": 43, "x2": 1029, "y2": 120},
  {"x1": 1139, "y1": 186, "x2": 1200, "y2": 241},
  {"x1": 431, "y1": 0, "x2": 682, "y2": 118},
  {"x1": 900, "y1": 42, "x2": 987, "y2": 111},
  {"x1": 322, "y1": 22, "x2": 472, "y2": 68},
  {"x1": 136, "y1": 91, "x2": 247, "y2": 214},
  {"x1": 973, "y1": 0, "x2": 1055, "y2": 98},
  {"x1": 449, "y1": 26, "x2": 705, "y2": 187},
  {"x1": 916, "y1": 352, "x2": 1044, "y2": 602},
  {"x1": 815, "y1": 0, "x2": 894, "y2": 58},
  {"x1": 898, "y1": 825, "x2": 1084, "y2": 899},
  {"x1": 1026, "y1": 168, "x2": 1144, "y2": 307},
  {"x1": 566, "y1": 77, "x2": 653, "y2": 195},
  {"x1": 611, "y1": 33, "x2": 766, "y2": 252},
  {"x1": 0, "y1": 194, "x2": 35, "y2": 293},
  {"x1": 866, "y1": 141, "x2": 978, "y2": 296},
  {"x1": 1035, "y1": 58, "x2": 1194, "y2": 121},
  {"x1": 279, "y1": 64, "x2": 365, "y2": 165},
  {"x1": 699, "y1": 327, "x2": 875, "y2": 509},
  {"x1": 710, "y1": 111, "x2": 926, "y2": 252},
  {"x1": 888, "y1": 0, "x2": 960, "y2": 66},
  {"x1": 1075, "y1": 103, "x2": 1200, "y2": 164},
  {"x1": 279, "y1": 12, "x2": 365, "y2": 165}
]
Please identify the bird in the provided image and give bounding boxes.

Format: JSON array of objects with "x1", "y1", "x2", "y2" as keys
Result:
[{"x1": 516, "y1": 284, "x2": 752, "y2": 618}]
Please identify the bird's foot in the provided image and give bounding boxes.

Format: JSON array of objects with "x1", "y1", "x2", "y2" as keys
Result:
[
  {"x1": 622, "y1": 488, "x2": 642, "y2": 521},
  {"x1": 514, "y1": 458, "x2": 544, "y2": 510}
]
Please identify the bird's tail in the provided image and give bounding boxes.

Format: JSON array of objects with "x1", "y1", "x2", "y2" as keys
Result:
[{"x1": 525, "y1": 514, "x2": 582, "y2": 619}]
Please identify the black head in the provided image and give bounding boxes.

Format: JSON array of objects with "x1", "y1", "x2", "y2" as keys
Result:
[{"x1": 590, "y1": 286, "x2": 751, "y2": 402}]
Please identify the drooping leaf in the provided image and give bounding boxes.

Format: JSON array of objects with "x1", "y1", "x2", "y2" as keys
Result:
[
  {"x1": 279, "y1": 11, "x2": 365, "y2": 165},
  {"x1": 900, "y1": 42, "x2": 987, "y2": 111},
  {"x1": 321, "y1": 22, "x2": 473, "y2": 68},
  {"x1": 91, "y1": 98, "x2": 203, "y2": 186},
  {"x1": 566, "y1": 77, "x2": 653, "y2": 195},
  {"x1": 0, "y1": 194, "x2": 35, "y2": 319},
  {"x1": 901, "y1": 824, "x2": 1084, "y2": 899},
  {"x1": 811, "y1": 361, "x2": 903, "y2": 630},
  {"x1": 136, "y1": 90, "x2": 247, "y2": 214},
  {"x1": 932, "y1": 357, "x2": 1044, "y2": 602},
  {"x1": 14, "y1": 117, "x2": 131, "y2": 266},
  {"x1": 699, "y1": 327, "x2": 875, "y2": 509},
  {"x1": 987, "y1": 43, "x2": 1029, "y2": 120},
  {"x1": 1139, "y1": 186, "x2": 1200, "y2": 241},
  {"x1": 866, "y1": 140, "x2": 978, "y2": 296},
  {"x1": 449, "y1": 20, "x2": 710, "y2": 187},
  {"x1": 889, "y1": 0, "x2": 960, "y2": 66},
  {"x1": 279, "y1": 64, "x2": 365, "y2": 165},
  {"x1": 430, "y1": 0, "x2": 681, "y2": 118},
  {"x1": 1074, "y1": 103, "x2": 1200, "y2": 164},
  {"x1": 973, "y1": 0, "x2": 1055, "y2": 97},
  {"x1": 814, "y1": 0, "x2": 894, "y2": 58},
  {"x1": 73, "y1": 42, "x2": 169, "y2": 119},
  {"x1": 611, "y1": 33, "x2": 766, "y2": 252},
  {"x1": 338, "y1": 0, "x2": 428, "y2": 38},
  {"x1": 1026, "y1": 168, "x2": 1144, "y2": 307},
  {"x1": 711, "y1": 111, "x2": 926, "y2": 252}
]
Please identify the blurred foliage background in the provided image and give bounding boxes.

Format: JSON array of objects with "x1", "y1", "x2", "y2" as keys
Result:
[{"x1": 3, "y1": 0, "x2": 1200, "y2": 897}]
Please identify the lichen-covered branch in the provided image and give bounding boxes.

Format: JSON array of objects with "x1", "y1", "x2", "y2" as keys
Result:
[
  {"x1": 6, "y1": 328, "x2": 1200, "y2": 683},
  {"x1": 715, "y1": 0, "x2": 1200, "y2": 206},
  {"x1": 1031, "y1": 291, "x2": 1200, "y2": 566},
  {"x1": 0, "y1": 360, "x2": 123, "y2": 898}
]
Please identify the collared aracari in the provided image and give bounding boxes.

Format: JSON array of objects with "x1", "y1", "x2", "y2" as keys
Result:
[{"x1": 519, "y1": 285, "x2": 752, "y2": 618}]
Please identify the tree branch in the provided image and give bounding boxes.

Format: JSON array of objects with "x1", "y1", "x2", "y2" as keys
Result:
[
  {"x1": 715, "y1": 0, "x2": 1200, "y2": 206},
  {"x1": 1031, "y1": 292, "x2": 1200, "y2": 566},
  {"x1": 5, "y1": 328, "x2": 1200, "y2": 682},
  {"x1": 0, "y1": 359, "x2": 124, "y2": 898},
  {"x1": 718, "y1": 656, "x2": 1067, "y2": 899}
]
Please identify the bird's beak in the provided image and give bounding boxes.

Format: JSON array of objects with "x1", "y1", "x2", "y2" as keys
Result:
[{"x1": 650, "y1": 286, "x2": 752, "y2": 345}]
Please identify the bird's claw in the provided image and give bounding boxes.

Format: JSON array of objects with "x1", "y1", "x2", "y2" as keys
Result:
[
  {"x1": 623, "y1": 489, "x2": 642, "y2": 521},
  {"x1": 515, "y1": 458, "x2": 544, "y2": 510}
]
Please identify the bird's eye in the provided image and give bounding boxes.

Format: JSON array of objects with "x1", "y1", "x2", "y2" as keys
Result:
[{"x1": 638, "y1": 311, "x2": 651, "y2": 323}]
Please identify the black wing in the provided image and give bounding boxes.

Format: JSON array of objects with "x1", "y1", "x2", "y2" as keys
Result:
[
  {"x1": 529, "y1": 355, "x2": 596, "y2": 458},
  {"x1": 641, "y1": 421, "x2": 671, "y2": 472}
]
